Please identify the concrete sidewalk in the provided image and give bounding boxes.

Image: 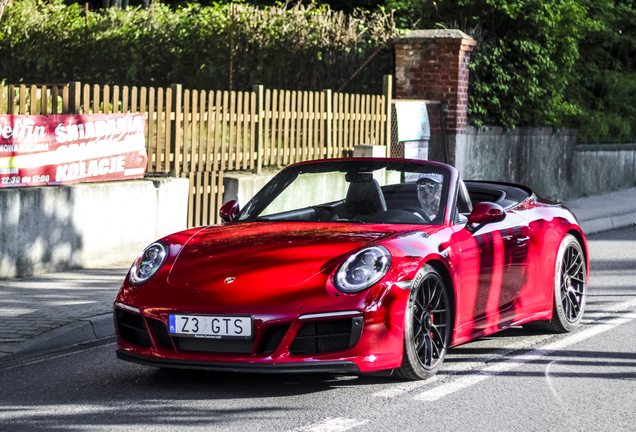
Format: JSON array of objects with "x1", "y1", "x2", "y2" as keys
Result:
[
  {"x1": 1, "y1": 187, "x2": 635, "y2": 364},
  {"x1": 562, "y1": 186, "x2": 636, "y2": 234},
  {"x1": 0, "y1": 267, "x2": 128, "y2": 363}
]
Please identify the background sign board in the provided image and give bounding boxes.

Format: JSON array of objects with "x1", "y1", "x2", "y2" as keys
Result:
[
  {"x1": 394, "y1": 100, "x2": 430, "y2": 142},
  {"x1": 0, "y1": 113, "x2": 147, "y2": 188}
]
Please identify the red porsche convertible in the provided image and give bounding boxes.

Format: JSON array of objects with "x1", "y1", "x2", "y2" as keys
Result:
[{"x1": 114, "y1": 158, "x2": 589, "y2": 380}]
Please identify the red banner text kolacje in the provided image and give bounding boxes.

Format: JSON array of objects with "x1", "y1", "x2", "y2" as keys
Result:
[{"x1": 0, "y1": 113, "x2": 148, "y2": 187}]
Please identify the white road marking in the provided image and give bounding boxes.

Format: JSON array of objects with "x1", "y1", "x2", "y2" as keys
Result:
[
  {"x1": 373, "y1": 299, "x2": 636, "y2": 400},
  {"x1": 414, "y1": 299, "x2": 636, "y2": 402},
  {"x1": 372, "y1": 376, "x2": 438, "y2": 398},
  {"x1": 0, "y1": 404, "x2": 119, "y2": 419},
  {"x1": 290, "y1": 417, "x2": 368, "y2": 432},
  {"x1": 545, "y1": 360, "x2": 566, "y2": 408}
]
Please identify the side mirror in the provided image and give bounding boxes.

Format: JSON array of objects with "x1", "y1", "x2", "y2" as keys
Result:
[
  {"x1": 219, "y1": 200, "x2": 240, "y2": 223},
  {"x1": 466, "y1": 202, "x2": 505, "y2": 233}
]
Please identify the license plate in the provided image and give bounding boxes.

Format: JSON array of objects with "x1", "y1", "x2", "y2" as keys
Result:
[{"x1": 169, "y1": 314, "x2": 253, "y2": 339}]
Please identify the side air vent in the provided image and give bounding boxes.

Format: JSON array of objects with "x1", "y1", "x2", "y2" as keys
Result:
[
  {"x1": 150, "y1": 319, "x2": 174, "y2": 350},
  {"x1": 257, "y1": 325, "x2": 290, "y2": 354},
  {"x1": 290, "y1": 317, "x2": 363, "y2": 355},
  {"x1": 115, "y1": 308, "x2": 151, "y2": 348}
]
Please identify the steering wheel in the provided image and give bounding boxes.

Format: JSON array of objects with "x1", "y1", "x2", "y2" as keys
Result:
[{"x1": 401, "y1": 206, "x2": 434, "y2": 223}]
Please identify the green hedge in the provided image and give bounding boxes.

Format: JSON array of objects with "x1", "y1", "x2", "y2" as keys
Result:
[
  {"x1": 564, "y1": 0, "x2": 636, "y2": 144},
  {"x1": 2, "y1": 0, "x2": 635, "y2": 144},
  {"x1": 0, "y1": 0, "x2": 395, "y2": 94}
]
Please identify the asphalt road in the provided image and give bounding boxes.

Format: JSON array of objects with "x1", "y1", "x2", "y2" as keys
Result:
[{"x1": 1, "y1": 225, "x2": 635, "y2": 432}]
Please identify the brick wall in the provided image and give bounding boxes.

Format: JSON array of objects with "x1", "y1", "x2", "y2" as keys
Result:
[{"x1": 394, "y1": 30, "x2": 476, "y2": 136}]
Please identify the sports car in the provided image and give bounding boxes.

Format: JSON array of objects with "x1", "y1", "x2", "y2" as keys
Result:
[{"x1": 114, "y1": 158, "x2": 589, "y2": 380}]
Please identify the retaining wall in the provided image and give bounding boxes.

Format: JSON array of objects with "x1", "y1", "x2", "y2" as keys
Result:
[
  {"x1": 0, "y1": 178, "x2": 189, "y2": 278},
  {"x1": 454, "y1": 127, "x2": 636, "y2": 202},
  {"x1": 572, "y1": 144, "x2": 636, "y2": 198}
]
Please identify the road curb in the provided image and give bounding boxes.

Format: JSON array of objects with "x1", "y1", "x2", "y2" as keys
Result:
[
  {"x1": 0, "y1": 313, "x2": 115, "y2": 363},
  {"x1": 82, "y1": 313, "x2": 116, "y2": 339},
  {"x1": 579, "y1": 212, "x2": 636, "y2": 235}
]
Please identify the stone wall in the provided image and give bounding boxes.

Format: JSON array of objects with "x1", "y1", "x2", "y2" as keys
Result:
[
  {"x1": 454, "y1": 126, "x2": 636, "y2": 202},
  {"x1": 572, "y1": 144, "x2": 636, "y2": 198}
]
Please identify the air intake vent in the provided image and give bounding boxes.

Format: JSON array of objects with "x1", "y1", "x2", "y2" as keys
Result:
[
  {"x1": 175, "y1": 337, "x2": 254, "y2": 354},
  {"x1": 257, "y1": 324, "x2": 290, "y2": 354},
  {"x1": 115, "y1": 308, "x2": 151, "y2": 348},
  {"x1": 290, "y1": 317, "x2": 363, "y2": 355},
  {"x1": 150, "y1": 319, "x2": 174, "y2": 350}
]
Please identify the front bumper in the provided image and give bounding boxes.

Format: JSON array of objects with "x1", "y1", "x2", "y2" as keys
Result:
[
  {"x1": 114, "y1": 271, "x2": 413, "y2": 373},
  {"x1": 114, "y1": 301, "x2": 407, "y2": 373}
]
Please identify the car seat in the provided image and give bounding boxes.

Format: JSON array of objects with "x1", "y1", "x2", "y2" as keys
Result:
[{"x1": 340, "y1": 177, "x2": 387, "y2": 220}]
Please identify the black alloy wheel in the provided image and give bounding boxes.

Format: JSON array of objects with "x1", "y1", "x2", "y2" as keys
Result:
[
  {"x1": 395, "y1": 265, "x2": 452, "y2": 380},
  {"x1": 560, "y1": 241, "x2": 586, "y2": 322},
  {"x1": 549, "y1": 234, "x2": 588, "y2": 332}
]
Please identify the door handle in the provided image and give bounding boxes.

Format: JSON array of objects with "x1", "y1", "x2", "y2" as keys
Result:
[{"x1": 516, "y1": 236, "x2": 530, "y2": 246}]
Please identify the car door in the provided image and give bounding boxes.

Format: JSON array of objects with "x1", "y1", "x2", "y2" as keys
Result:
[
  {"x1": 451, "y1": 210, "x2": 531, "y2": 336},
  {"x1": 499, "y1": 218, "x2": 531, "y2": 312}
]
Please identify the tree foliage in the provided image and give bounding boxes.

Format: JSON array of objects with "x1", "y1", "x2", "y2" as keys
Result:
[
  {"x1": 0, "y1": 0, "x2": 9, "y2": 22},
  {"x1": 382, "y1": 0, "x2": 636, "y2": 142},
  {"x1": 463, "y1": 1, "x2": 588, "y2": 129},
  {"x1": 2, "y1": 0, "x2": 636, "y2": 143},
  {"x1": 0, "y1": 0, "x2": 395, "y2": 93},
  {"x1": 565, "y1": 0, "x2": 636, "y2": 143},
  {"x1": 382, "y1": 0, "x2": 589, "y2": 129}
]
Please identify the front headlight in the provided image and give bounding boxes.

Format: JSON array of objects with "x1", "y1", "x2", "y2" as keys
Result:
[
  {"x1": 334, "y1": 246, "x2": 392, "y2": 293},
  {"x1": 129, "y1": 241, "x2": 169, "y2": 286}
]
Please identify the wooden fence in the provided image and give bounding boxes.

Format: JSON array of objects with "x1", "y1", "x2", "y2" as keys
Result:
[{"x1": 1, "y1": 77, "x2": 393, "y2": 227}]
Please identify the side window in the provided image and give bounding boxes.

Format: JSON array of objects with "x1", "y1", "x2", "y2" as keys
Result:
[{"x1": 454, "y1": 180, "x2": 473, "y2": 223}]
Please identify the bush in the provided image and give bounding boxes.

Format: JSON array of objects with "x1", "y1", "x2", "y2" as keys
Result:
[
  {"x1": 3, "y1": 0, "x2": 635, "y2": 143},
  {"x1": 565, "y1": 0, "x2": 636, "y2": 144},
  {"x1": 383, "y1": 0, "x2": 636, "y2": 143},
  {"x1": 394, "y1": 0, "x2": 588, "y2": 129},
  {"x1": 0, "y1": 0, "x2": 396, "y2": 93}
]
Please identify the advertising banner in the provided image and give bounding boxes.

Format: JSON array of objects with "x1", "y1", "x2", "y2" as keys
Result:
[{"x1": 0, "y1": 113, "x2": 147, "y2": 188}]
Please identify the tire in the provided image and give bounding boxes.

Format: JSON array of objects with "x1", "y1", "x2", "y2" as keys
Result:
[
  {"x1": 523, "y1": 234, "x2": 587, "y2": 333},
  {"x1": 394, "y1": 265, "x2": 452, "y2": 380}
]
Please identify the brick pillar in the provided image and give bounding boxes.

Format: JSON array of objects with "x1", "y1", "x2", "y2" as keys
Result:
[{"x1": 394, "y1": 30, "x2": 476, "y2": 165}]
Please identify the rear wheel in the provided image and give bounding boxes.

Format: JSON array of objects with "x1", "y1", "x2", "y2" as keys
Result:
[
  {"x1": 395, "y1": 265, "x2": 452, "y2": 380},
  {"x1": 523, "y1": 234, "x2": 587, "y2": 333}
]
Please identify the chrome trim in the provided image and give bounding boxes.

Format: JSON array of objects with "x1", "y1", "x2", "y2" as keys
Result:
[
  {"x1": 114, "y1": 302, "x2": 141, "y2": 314},
  {"x1": 299, "y1": 310, "x2": 362, "y2": 320},
  {"x1": 394, "y1": 280, "x2": 413, "y2": 290}
]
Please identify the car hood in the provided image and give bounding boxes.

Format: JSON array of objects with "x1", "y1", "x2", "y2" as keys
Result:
[{"x1": 167, "y1": 222, "x2": 396, "y2": 293}]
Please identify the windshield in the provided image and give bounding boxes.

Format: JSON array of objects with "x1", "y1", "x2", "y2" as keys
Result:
[{"x1": 238, "y1": 160, "x2": 450, "y2": 225}]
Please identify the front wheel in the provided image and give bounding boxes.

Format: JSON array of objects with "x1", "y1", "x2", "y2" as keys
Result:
[
  {"x1": 395, "y1": 265, "x2": 452, "y2": 380},
  {"x1": 524, "y1": 233, "x2": 587, "y2": 333}
]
